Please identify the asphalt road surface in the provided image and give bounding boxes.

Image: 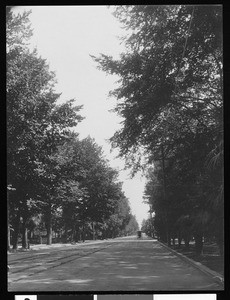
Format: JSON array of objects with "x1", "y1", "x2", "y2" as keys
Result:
[{"x1": 8, "y1": 235, "x2": 223, "y2": 291}]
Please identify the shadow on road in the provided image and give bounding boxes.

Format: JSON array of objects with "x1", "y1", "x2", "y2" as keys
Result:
[{"x1": 8, "y1": 237, "x2": 222, "y2": 291}]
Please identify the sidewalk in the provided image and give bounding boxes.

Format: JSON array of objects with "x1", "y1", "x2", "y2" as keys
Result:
[
  {"x1": 8, "y1": 239, "x2": 112, "y2": 255},
  {"x1": 8, "y1": 236, "x2": 138, "y2": 254},
  {"x1": 158, "y1": 240, "x2": 224, "y2": 288}
]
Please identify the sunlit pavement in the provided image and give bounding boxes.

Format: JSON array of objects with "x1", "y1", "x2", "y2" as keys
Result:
[{"x1": 8, "y1": 234, "x2": 223, "y2": 291}]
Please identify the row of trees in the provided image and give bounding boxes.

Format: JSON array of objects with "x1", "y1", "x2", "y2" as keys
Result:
[
  {"x1": 141, "y1": 218, "x2": 155, "y2": 238},
  {"x1": 7, "y1": 8, "x2": 139, "y2": 250},
  {"x1": 94, "y1": 5, "x2": 223, "y2": 256}
]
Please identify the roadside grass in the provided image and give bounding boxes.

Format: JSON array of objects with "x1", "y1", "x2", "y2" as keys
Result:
[{"x1": 169, "y1": 241, "x2": 224, "y2": 276}]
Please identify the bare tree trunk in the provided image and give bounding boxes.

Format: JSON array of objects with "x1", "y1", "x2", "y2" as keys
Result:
[
  {"x1": 8, "y1": 225, "x2": 11, "y2": 251},
  {"x1": 167, "y1": 228, "x2": 171, "y2": 247},
  {"x1": 63, "y1": 223, "x2": 68, "y2": 243},
  {"x1": 21, "y1": 220, "x2": 28, "y2": 249},
  {"x1": 75, "y1": 226, "x2": 79, "y2": 242},
  {"x1": 194, "y1": 232, "x2": 203, "y2": 256},
  {"x1": 12, "y1": 211, "x2": 20, "y2": 250},
  {"x1": 71, "y1": 223, "x2": 76, "y2": 242},
  {"x1": 216, "y1": 234, "x2": 224, "y2": 257},
  {"x1": 161, "y1": 144, "x2": 170, "y2": 247},
  {"x1": 92, "y1": 222, "x2": 96, "y2": 240},
  {"x1": 46, "y1": 203, "x2": 52, "y2": 245},
  {"x1": 39, "y1": 234, "x2": 42, "y2": 244},
  {"x1": 172, "y1": 237, "x2": 175, "y2": 247},
  {"x1": 215, "y1": 218, "x2": 224, "y2": 257},
  {"x1": 7, "y1": 191, "x2": 11, "y2": 251},
  {"x1": 178, "y1": 231, "x2": 182, "y2": 248},
  {"x1": 82, "y1": 222, "x2": 85, "y2": 242},
  {"x1": 184, "y1": 235, "x2": 190, "y2": 250},
  {"x1": 46, "y1": 221, "x2": 52, "y2": 245}
]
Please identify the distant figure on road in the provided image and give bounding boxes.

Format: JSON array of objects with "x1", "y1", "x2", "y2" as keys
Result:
[{"x1": 137, "y1": 230, "x2": 142, "y2": 238}]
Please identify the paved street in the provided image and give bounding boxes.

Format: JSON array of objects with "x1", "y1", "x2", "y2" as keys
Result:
[{"x1": 8, "y1": 235, "x2": 223, "y2": 291}]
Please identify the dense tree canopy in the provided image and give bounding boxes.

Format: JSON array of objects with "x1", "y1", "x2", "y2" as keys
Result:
[
  {"x1": 7, "y1": 8, "x2": 136, "y2": 249},
  {"x1": 94, "y1": 5, "x2": 223, "y2": 255},
  {"x1": 94, "y1": 5, "x2": 222, "y2": 165}
]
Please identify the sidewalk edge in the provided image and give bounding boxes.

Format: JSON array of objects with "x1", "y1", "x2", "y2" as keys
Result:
[{"x1": 158, "y1": 240, "x2": 224, "y2": 288}]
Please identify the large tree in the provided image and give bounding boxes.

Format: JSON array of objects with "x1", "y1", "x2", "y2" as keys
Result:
[
  {"x1": 93, "y1": 5, "x2": 223, "y2": 255},
  {"x1": 7, "y1": 9, "x2": 83, "y2": 248},
  {"x1": 93, "y1": 5, "x2": 222, "y2": 165},
  {"x1": 103, "y1": 192, "x2": 132, "y2": 238},
  {"x1": 76, "y1": 137, "x2": 123, "y2": 235}
]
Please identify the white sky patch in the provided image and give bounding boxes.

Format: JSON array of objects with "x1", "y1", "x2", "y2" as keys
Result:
[{"x1": 11, "y1": 5, "x2": 150, "y2": 226}]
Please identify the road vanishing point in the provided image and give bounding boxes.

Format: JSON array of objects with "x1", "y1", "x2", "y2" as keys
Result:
[{"x1": 8, "y1": 234, "x2": 223, "y2": 291}]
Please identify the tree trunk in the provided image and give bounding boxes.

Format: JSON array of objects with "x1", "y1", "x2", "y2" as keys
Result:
[
  {"x1": 12, "y1": 211, "x2": 21, "y2": 250},
  {"x1": 82, "y1": 221, "x2": 85, "y2": 242},
  {"x1": 39, "y1": 234, "x2": 42, "y2": 244},
  {"x1": 217, "y1": 239, "x2": 224, "y2": 257},
  {"x1": 63, "y1": 223, "x2": 68, "y2": 243},
  {"x1": 167, "y1": 229, "x2": 171, "y2": 247},
  {"x1": 215, "y1": 218, "x2": 224, "y2": 257},
  {"x1": 172, "y1": 237, "x2": 175, "y2": 247},
  {"x1": 92, "y1": 222, "x2": 95, "y2": 240},
  {"x1": 178, "y1": 231, "x2": 182, "y2": 248},
  {"x1": 8, "y1": 225, "x2": 11, "y2": 251},
  {"x1": 29, "y1": 230, "x2": 33, "y2": 239},
  {"x1": 46, "y1": 205, "x2": 52, "y2": 245},
  {"x1": 75, "y1": 227, "x2": 79, "y2": 242},
  {"x1": 216, "y1": 234, "x2": 224, "y2": 257},
  {"x1": 7, "y1": 191, "x2": 11, "y2": 251},
  {"x1": 184, "y1": 235, "x2": 190, "y2": 250},
  {"x1": 161, "y1": 144, "x2": 170, "y2": 247},
  {"x1": 21, "y1": 220, "x2": 28, "y2": 249},
  {"x1": 71, "y1": 224, "x2": 76, "y2": 242},
  {"x1": 161, "y1": 230, "x2": 167, "y2": 243},
  {"x1": 194, "y1": 233, "x2": 203, "y2": 256},
  {"x1": 46, "y1": 222, "x2": 52, "y2": 245}
]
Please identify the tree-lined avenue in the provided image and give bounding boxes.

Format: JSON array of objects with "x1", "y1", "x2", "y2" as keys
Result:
[{"x1": 8, "y1": 235, "x2": 222, "y2": 291}]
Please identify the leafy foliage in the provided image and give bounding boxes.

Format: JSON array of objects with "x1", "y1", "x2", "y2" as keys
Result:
[
  {"x1": 7, "y1": 8, "x2": 132, "y2": 248},
  {"x1": 94, "y1": 5, "x2": 223, "y2": 255},
  {"x1": 7, "y1": 8, "x2": 136, "y2": 248}
]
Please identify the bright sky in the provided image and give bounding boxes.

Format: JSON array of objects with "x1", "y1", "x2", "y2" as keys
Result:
[{"x1": 11, "y1": 5, "x2": 150, "y2": 227}]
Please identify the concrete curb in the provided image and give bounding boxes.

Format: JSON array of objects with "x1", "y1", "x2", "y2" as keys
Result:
[{"x1": 158, "y1": 240, "x2": 224, "y2": 288}]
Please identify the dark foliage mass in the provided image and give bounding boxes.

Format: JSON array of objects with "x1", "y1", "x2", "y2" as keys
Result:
[
  {"x1": 7, "y1": 8, "x2": 139, "y2": 250},
  {"x1": 93, "y1": 5, "x2": 223, "y2": 256}
]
